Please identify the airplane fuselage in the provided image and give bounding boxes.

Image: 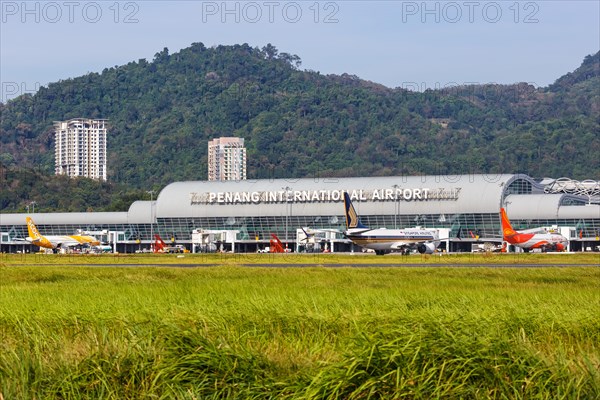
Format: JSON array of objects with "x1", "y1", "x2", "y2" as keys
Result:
[
  {"x1": 345, "y1": 228, "x2": 439, "y2": 251},
  {"x1": 504, "y1": 232, "x2": 568, "y2": 251},
  {"x1": 27, "y1": 234, "x2": 100, "y2": 249},
  {"x1": 26, "y1": 216, "x2": 99, "y2": 250}
]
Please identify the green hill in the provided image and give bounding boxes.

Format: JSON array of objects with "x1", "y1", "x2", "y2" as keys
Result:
[{"x1": 0, "y1": 43, "x2": 598, "y2": 212}]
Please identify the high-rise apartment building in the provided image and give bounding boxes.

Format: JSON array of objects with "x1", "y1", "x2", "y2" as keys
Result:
[
  {"x1": 208, "y1": 137, "x2": 247, "y2": 181},
  {"x1": 54, "y1": 118, "x2": 108, "y2": 181}
]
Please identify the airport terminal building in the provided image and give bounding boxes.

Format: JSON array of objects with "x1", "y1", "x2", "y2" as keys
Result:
[{"x1": 2, "y1": 174, "x2": 599, "y2": 253}]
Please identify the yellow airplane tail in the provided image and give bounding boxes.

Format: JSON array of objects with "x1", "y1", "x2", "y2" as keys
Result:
[
  {"x1": 26, "y1": 217, "x2": 52, "y2": 248},
  {"x1": 26, "y1": 217, "x2": 42, "y2": 240}
]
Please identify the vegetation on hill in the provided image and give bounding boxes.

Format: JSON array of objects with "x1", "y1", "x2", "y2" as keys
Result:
[
  {"x1": 0, "y1": 44, "x2": 598, "y2": 212},
  {"x1": 0, "y1": 163, "x2": 151, "y2": 212}
]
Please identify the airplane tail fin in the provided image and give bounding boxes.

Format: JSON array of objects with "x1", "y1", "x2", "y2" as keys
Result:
[
  {"x1": 154, "y1": 234, "x2": 167, "y2": 252},
  {"x1": 300, "y1": 227, "x2": 312, "y2": 242},
  {"x1": 26, "y1": 217, "x2": 43, "y2": 241},
  {"x1": 269, "y1": 234, "x2": 285, "y2": 253},
  {"x1": 343, "y1": 192, "x2": 368, "y2": 230},
  {"x1": 500, "y1": 208, "x2": 517, "y2": 238},
  {"x1": 26, "y1": 217, "x2": 52, "y2": 248}
]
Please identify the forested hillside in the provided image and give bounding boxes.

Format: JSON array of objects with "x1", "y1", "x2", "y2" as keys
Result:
[{"x1": 0, "y1": 44, "x2": 598, "y2": 212}]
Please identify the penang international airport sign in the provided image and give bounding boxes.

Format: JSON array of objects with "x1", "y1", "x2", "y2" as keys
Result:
[{"x1": 189, "y1": 188, "x2": 461, "y2": 205}]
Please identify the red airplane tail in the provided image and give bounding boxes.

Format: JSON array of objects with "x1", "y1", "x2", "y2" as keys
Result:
[
  {"x1": 154, "y1": 234, "x2": 167, "y2": 253},
  {"x1": 269, "y1": 234, "x2": 285, "y2": 253}
]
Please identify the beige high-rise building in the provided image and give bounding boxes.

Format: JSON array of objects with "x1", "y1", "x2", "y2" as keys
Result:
[
  {"x1": 208, "y1": 137, "x2": 247, "y2": 181},
  {"x1": 54, "y1": 118, "x2": 108, "y2": 181}
]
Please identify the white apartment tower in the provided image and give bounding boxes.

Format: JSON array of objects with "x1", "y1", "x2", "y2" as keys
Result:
[
  {"x1": 208, "y1": 137, "x2": 247, "y2": 181},
  {"x1": 54, "y1": 118, "x2": 108, "y2": 181}
]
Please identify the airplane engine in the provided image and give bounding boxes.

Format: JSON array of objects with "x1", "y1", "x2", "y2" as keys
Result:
[
  {"x1": 554, "y1": 243, "x2": 565, "y2": 251},
  {"x1": 417, "y1": 243, "x2": 437, "y2": 254}
]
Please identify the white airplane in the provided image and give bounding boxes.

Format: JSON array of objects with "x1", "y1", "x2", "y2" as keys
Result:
[
  {"x1": 342, "y1": 192, "x2": 440, "y2": 255},
  {"x1": 299, "y1": 227, "x2": 338, "y2": 243},
  {"x1": 91, "y1": 244, "x2": 113, "y2": 253},
  {"x1": 25, "y1": 216, "x2": 100, "y2": 252}
]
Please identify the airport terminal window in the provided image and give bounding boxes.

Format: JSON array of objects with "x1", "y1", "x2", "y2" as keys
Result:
[{"x1": 7, "y1": 213, "x2": 597, "y2": 245}]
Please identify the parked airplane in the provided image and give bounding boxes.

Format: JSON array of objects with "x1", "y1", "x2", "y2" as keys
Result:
[
  {"x1": 257, "y1": 234, "x2": 290, "y2": 253},
  {"x1": 342, "y1": 192, "x2": 440, "y2": 255},
  {"x1": 299, "y1": 227, "x2": 330, "y2": 244},
  {"x1": 25, "y1": 217, "x2": 100, "y2": 252},
  {"x1": 270, "y1": 233, "x2": 287, "y2": 253},
  {"x1": 500, "y1": 208, "x2": 568, "y2": 252},
  {"x1": 298, "y1": 228, "x2": 331, "y2": 253},
  {"x1": 154, "y1": 234, "x2": 188, "y2": 253},
  {"x1": 472, "y1": 242, "x2": 506, "y2": 253},
  {"x1": 91, "y1": 244, "x2": 113, "y2": 253},
  {"x1": 463, "y1": 229, "x2": 506, "y2": 253}
]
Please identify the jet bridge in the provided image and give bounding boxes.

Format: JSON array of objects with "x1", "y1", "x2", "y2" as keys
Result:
[{"x1": 191, "y1": 229, "x2": 239, "y2": 253}]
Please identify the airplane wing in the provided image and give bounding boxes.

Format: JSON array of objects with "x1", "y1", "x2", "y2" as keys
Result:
[
  {"x1": 390, "y1": 238, "x2": 440, "y2": 254},
  {"x1": 311, "y1": 228, "x2": 344, "y2": 233},
  {"x1": 389, "y1": 242, "x2": 417, "y2": 250},
  {"x1": 61, "y1": 241, "x2": 84, "y2": 248},
  {"x1": 389, "y1": 239, "x2": 432, "y2": 248},
  {"x1": 390, "y1": 240, "x2": 433, "y2": 250}
]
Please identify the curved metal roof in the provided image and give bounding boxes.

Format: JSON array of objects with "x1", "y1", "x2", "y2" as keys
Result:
[
  {"x1": 127, "y1": 201, "x2": 154, "y2": 223},
  {"x1": 557, "y1": 204, "x2": 600, "y2": 219},
  {"x1": 504, "y1": 194, "x2": 564, "y2": 219},
  {"x1": 2, "y1": 174, "x2": 598, "y2": 230},
  {"x1": 156, "y1": 174, "x2": 517, "y2": 218},
  {"x1": 505, "y1": 194, "x2": 600, "y2": 219}
]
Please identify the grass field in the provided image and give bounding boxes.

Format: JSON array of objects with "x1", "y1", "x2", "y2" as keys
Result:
[
  {"x1": 1, "y1": 254, "x2": 599, "y2": 399},
  {"x1": 2, "y1": 251, "x2": 600, "y2": 266}
]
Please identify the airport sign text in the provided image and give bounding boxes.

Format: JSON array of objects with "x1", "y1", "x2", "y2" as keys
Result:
[{"x1": 189, "y1": 188, "x2": 461, "y2": 205}]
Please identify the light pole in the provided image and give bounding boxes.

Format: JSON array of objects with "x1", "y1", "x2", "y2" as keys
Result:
[
  {"x1": 29, "y1": 201, "x2": 37, "y2": 214},
  {"x1": 392, "y1": 185, "x2": 399, "y2": 229},
  {"x1": 282, "y1": 186, "x2": 292, "y2": 243},
  {"x1": 147, "y1": 190, "x2": 155, "y2": 251}
]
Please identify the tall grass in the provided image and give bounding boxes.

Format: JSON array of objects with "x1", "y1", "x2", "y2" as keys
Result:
[{"x1": 1, "y1": 266, "x2": 598, "y2": 398}]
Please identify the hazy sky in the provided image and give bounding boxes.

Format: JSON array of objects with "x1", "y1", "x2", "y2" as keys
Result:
[{"x1": 1, "y1": 1, "x2": 599, "y2": 101}]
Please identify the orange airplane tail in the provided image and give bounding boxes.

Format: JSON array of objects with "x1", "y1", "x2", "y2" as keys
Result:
[{"x1": 500, "y1": 208, "x2": 517, "y2": 238}]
